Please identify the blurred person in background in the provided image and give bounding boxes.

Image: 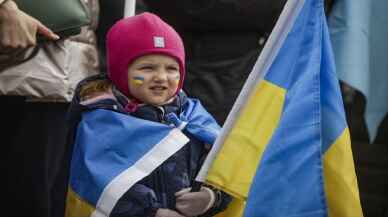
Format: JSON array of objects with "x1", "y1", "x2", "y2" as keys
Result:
[{"x1": 0, "y1": 0, "x2": 99, "y2": 216}]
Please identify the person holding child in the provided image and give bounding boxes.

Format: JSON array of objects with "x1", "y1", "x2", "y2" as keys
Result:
[{"x1": 66, "y1": 12, "x2": 231, "y2": 217}]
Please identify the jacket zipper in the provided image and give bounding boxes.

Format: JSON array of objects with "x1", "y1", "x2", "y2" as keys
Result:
[{"x1": 156, "y1": 106, "x2": 166, "y2": 123}]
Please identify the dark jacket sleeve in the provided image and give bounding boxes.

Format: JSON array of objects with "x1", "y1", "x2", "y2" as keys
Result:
[
  {"x1": 199, "y1": 186, "x2": 232, "y2": 217},
  {"x1": 110, "y1": 183, "x2": 162, "y2": 217}
]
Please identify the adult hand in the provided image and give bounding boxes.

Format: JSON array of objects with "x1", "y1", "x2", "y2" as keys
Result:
[
  {"x1": 0, "y1": 0, "x2": 59, "y2": 51},
  {"x1": 155, "y1": 208, "x2": 186, "y2": 217},
  {"x1": 175, "y1": 187, "x2": 215, "y2": 217}
]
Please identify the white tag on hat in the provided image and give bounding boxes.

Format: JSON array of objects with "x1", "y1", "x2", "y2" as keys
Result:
[{"x1": 154, "y1": 36, "x2": 165, "y2": 48}]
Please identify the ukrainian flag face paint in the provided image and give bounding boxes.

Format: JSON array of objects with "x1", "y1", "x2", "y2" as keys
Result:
[
  {"x1": 127, "y1": 54, "x2": 181, "y2": 106},
  {"x1": 173, "y1": 74, "x2": 180, "y2": 85},
  {"x1": 132, "y1": 76, "x2": 145, "y2": 85}
]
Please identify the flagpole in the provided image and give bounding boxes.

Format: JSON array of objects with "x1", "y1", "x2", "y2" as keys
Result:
[
  {"x1": 195, "y1": 0, "x2": 306, "y2": 183},
  {"x1": 124, "y1": 0, "x2": 136, "y2": 17}
]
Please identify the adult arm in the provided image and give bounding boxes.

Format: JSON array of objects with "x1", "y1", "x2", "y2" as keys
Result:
[{"x1": 0, "y1": 0, "x2": 59, "y2": 50}]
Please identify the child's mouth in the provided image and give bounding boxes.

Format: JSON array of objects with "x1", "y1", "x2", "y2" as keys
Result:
[{"x1": 150, "y1": 86, "x2": 167, "y2": 90}]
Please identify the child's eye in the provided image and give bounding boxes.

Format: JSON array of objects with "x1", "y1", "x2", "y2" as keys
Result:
[
  {"x1": 139, "y1": 66, "x2": 154, "y2": 71},
  {"x1": 167, "y1": 66, "x2": 179, "y2": 72}
]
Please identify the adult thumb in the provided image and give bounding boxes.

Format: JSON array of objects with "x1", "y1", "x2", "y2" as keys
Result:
[{"x1": 36, "y1": 20, "x2": 60, "y2": 40}]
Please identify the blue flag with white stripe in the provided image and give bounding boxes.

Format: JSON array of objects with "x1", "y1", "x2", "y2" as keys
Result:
[{"x1": 65, "y1": 98, "x2": 219, "y2": 217}]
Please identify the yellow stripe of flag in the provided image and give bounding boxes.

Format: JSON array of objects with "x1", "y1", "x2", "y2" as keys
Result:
[
  {"x1": 207, "y1": 80, "x2": 286, "y2": 216},
  {"x1": 323, "y1": 128, "x2": 364, "y2": 217},
  {"x1": 65, "y1": 187, "x2": 95, "y2": 217}
]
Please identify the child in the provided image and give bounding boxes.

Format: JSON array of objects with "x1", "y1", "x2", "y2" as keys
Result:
[{"x1": 65, "y1": 12, "x2": 231, "y2": 217}]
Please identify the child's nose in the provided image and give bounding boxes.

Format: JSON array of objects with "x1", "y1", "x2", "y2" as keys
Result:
[{"x1": 154, "y1": 69, "x2": 169, "y2": 81}]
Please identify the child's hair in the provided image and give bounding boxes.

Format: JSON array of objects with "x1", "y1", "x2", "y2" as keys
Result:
[
  {"x1": 106, "y1": 12, "x2": 185, "y2": 97},
  {"x1": 79, "y1": 79, "x2": 113, "y2": 101}
]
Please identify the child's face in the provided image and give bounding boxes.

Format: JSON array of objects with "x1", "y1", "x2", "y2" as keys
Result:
[{"x1": 127, "y1": 54, "x2": 180, "y2": 106}]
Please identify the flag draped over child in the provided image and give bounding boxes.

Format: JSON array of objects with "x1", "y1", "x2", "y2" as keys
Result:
[
  {"x1": 65, "y1": 99, "x2": 220, "y2": 217},
  {"x1": 196, "y1": 0, "x2": 364, "y2": 216}
]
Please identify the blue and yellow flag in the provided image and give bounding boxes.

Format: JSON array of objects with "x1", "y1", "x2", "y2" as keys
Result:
[
  {"x1": 197, "y1": 0, "x2": 364, "y2": 216},
  {"x1": 65, "y1": 98, "x2": 220, "y2": 217}
]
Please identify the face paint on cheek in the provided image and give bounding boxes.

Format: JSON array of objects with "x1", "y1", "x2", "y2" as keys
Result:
[
  {"x1": 174, "y1": 75, "x2": 180, "y2": 85},
  {"x1": 132, "y1": 76, "x2": 144, "y2": 85}
]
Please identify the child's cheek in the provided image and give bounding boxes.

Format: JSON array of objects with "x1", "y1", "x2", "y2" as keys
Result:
[
  {"x1": 132, "y1": 76, "x2": 145, "y2": 85},
  {"x1": 173, "y1": 75, "x2": 180, "y2": 85}
]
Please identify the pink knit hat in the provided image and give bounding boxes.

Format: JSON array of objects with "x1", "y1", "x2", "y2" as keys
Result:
[{"x1": 106, "y1": 12, "x2": 185, "y2": 98}]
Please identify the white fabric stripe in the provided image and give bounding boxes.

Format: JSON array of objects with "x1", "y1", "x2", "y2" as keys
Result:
[
  {"x1": 91, "y1": 128, "x2": 189, "y2": 217},
  {"x1": 178, "y1": 121, "x2": 188, "y2": 130},
  {"x1": 195, "y1": 0, "x2": 306, "y2": 182}
]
